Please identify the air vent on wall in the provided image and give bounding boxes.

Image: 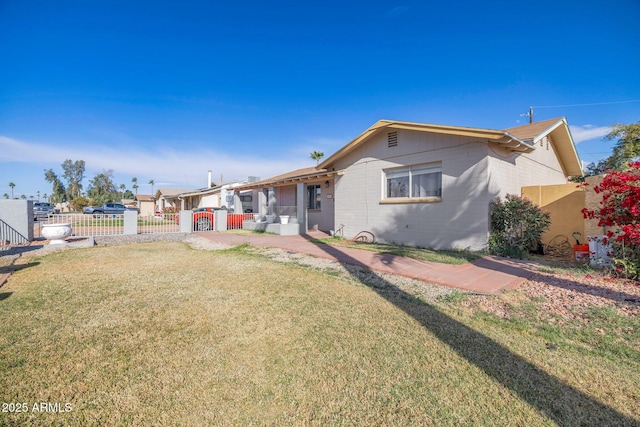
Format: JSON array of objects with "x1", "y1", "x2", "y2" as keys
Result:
[{"x1": 388, "y1": 131, "x2": 398, "y2": 147}]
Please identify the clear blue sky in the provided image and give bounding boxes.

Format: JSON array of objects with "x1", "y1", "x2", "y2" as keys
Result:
[{"x1": 1, "y1": 0, "x2": 639, "y2": 199}]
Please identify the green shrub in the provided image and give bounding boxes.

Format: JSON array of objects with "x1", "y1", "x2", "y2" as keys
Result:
[
  {"x1": 489, "y1": 195, "x2": 550, "y2": 258},
  {"x1": 70, "y1": 196, "x2": 90, "y2": 212}
]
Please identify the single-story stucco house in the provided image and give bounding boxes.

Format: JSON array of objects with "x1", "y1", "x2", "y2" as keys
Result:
[{"x1": 236, "y1": 117, "x2": 582, "y2": 251}]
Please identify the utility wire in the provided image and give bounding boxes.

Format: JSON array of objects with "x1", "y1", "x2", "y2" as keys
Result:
[{"x1": 535, "y1": 99, "x2": 640, "y2": 108}]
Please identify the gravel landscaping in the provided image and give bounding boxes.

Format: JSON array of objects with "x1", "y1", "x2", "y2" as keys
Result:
[{"x1": 460, "y1": 262, "x2": 640, "y2": 321}]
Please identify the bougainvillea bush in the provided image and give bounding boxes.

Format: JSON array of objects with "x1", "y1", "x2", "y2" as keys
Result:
[
  {"x1": 489, "y1": 194, "x2": 551, "y2": 259},
  {"x1": 582, "y1": 162, "x2": 640, "y2": 280}
]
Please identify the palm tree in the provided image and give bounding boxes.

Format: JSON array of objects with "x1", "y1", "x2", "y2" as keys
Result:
[
  {"x1": 132, "y1": 177, "x2": 139, "y2": 196},
  {"x1": 20, "y1": 194, "x2": 26, "y2": 200},
  {"x1": 148, "y1": 179, "x2": 155, "y2": 197},
  {"x1": 37, "y1": 190, "x2": 41, "y2": 201},
  {"x1": 120, "y1": 183, "x2": 126, "y2": 201},
  {"x1": 8, "y1": 182, "x2": 15, "y2": 199},
  {"x1": 2, "y1": 193, "x2": 8, "y2": 199},
  {"x1": 310, "y1": 151, "x2": 324, "y2": 166}
]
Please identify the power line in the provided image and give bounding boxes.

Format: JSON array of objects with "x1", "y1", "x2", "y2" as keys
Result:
[{"x1": 535, "y1": 99, "x2": 640, "y2": 109}]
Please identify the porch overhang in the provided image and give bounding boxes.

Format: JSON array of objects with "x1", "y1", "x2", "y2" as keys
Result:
[{"x1": 236, "y1": 169, "x2": 342, "y2": 190}]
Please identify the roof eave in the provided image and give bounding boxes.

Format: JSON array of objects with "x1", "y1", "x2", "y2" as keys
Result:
[
  {"x1": 499, "y1": 133, "x2": 535, "y2": 153},
  {"x1": 319, "y1": 119, "x2": 510, "y2": 168},
  {"x1": 237, "y1": 170, "x2": 341, "y2": 190}
]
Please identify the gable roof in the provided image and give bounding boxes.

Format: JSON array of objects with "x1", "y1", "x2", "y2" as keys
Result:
[
  {"x1": 134, "y1": 194, "x2": 154, "y2": 202},
  {"x1": 319, "y1": 118, "x2": 583, "y2": 177},
  {"x1": 155, "y1": 188, "x2": 193, "y2": 200},
  {"x1": 505, "y1": 117, "x2": 582, "y2": 176}
]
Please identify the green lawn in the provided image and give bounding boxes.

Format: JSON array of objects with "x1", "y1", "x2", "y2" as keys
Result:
[{"x1": 0, "y1": 242, "x2": 638, "y2": 426}]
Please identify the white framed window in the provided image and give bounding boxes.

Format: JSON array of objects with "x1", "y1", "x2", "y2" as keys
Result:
[{"x1": 384, "y1": 163, "x2": 442, "y2": 200}]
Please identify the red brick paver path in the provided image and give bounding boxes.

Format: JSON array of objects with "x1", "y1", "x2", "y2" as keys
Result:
[{"x1": 196, "y1": 231, "x2": 535, "y2": 295}]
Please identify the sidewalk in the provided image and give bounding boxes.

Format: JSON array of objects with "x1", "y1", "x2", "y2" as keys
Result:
[{"x1": 196, "y1": 231, "x2": 535, "y2": 295}]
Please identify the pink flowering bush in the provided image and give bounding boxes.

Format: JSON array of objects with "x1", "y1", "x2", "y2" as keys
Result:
[{"x1": 582, "y1": 162, "x2": 640, "y2": 280}]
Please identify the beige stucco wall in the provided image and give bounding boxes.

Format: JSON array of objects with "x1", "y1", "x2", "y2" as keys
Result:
[
  {"x1": 487, "y1": 134, "x2": 568, "y2": 198},
  {"x1": 331, "y1": 128, "x2": 573, "y2": 251},
  {"x1": 521, "y1": 183, "x2": 585, "y2": 246},
  {"x1": 138, "y1": 200, "x2": 155, "y2": 216},
  {"x1": 332, "y1": 129, "x2": 492, "y2": 250},
  {"x1": 200, "y1": 193, "x2": 220, "y2": 208},
  {"x1": 306, "y1": 180, "x2": 335, "y2": 232}
]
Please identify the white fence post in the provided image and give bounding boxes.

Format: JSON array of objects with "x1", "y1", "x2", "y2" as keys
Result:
[
  {"x1": 123, "y1": 210, "x2": 138, "y2": 235},
  {"x1": 213, "y1": 210, "x2": 227, "y2": 231},
  {"x1": 179, "y1": 210, "x2": 193, "y2": 233},
  {"x1": 0, "y1": 200, "x2": 34, "y2": 243}
]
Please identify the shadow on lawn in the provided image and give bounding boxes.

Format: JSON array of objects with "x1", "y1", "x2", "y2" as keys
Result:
[
  {"x1": 309, "y1": 238, "x2": 639, "y2": 426},
  {"x1": 0, "y1": 262, "x2": 40, "y2": 276},
  {"x1": 0, "y1": 292, "x2": 12, "y2": 301}
]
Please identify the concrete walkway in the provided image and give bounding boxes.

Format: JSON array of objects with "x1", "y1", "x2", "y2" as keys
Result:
[{"x1": 196, "y1": 231, "x2": 535, "y2": 295}]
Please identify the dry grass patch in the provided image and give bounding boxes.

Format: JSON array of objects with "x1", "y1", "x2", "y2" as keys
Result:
[{"x1": 0, "y1": 241, "x2": 638, "y2": 426}]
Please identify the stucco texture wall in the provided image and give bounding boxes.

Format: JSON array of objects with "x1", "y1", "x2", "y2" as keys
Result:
[
  {"x1": 0, "y1": 200, "x2": 34, "y2": 244},
  {"x1": 333, "y1": 129, "x2": 493, "y2": 251},
  {"x1": 522, "y1": 183, "x2": 585, "y2": 247},
  {"x1": 487, "y1": 134, "x2": 568, "y2": 199}
]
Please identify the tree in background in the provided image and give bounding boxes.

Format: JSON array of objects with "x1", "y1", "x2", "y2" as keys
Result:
[
  {"x1": 2, "y1": 194, "x2": 8, "y2": 199},
  {"x1": 119, "y1": 183, "x2": 126, "y2": 201},
  {"x1": 70, "y1": 196, "x2": 90, "y2": 212},
  {"x1": 132, "y1": 177, "x2": 139, "y2": 196},
  {"x1": 61, "y1": 159, "x2": 86, "y2": 200},
  {"x1": 310, "y1": 151, "x2": 324, "y2": 166},
  {"x1": 148, "y1": 179, "x2": 155, "y2": 196},
  {"x1": 579, "y1": 122, "x2": 640, "y2": 180},
  {"x1": 8, "y1": 182, "x2": 15, "y2": 199},
  {"x1": 87, "y1": 170, "x2": 119, "y2": 205},
  {"x1": 604, "y1": 122, "x2": 640, "y2": 171},
  {"x1": 44, "y1": 169, "x2": 67, "y2": 204}
]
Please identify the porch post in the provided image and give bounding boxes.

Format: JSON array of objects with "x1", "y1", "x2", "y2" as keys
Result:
[
  {"x1": 296, "y1": 182, "x2": 307, "y2": 233},
  {"x1": 233, "y1": 192, "x2": 243, "y2": 213},
  {"x1": 268, "y1": 187, "x2": 276, "y2": 216},
  {"x1": 258, "y1": 189, "x2": 267, "y2": 216}
]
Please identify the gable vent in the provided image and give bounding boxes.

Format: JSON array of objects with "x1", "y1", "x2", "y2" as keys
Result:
[{"x1": 387, "y1": 131, "x2": 398, "y2": 147}]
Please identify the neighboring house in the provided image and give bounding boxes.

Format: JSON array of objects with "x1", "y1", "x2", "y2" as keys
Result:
[
  {"x1": 175, "y1": 185, "x2": 224, "y2": 211},
  {"x1": 134, "y1": 194, "x2": 156, "y2": 216},
  {"x1": 154, "y1": 188, "x2": 192, "y2": 212},
  {"x1": 238, "y1": 117, "x2": 582, "y2": 251},
  {"x1": 165, "y1": 178, "x2": 260, "y2": 213}
]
